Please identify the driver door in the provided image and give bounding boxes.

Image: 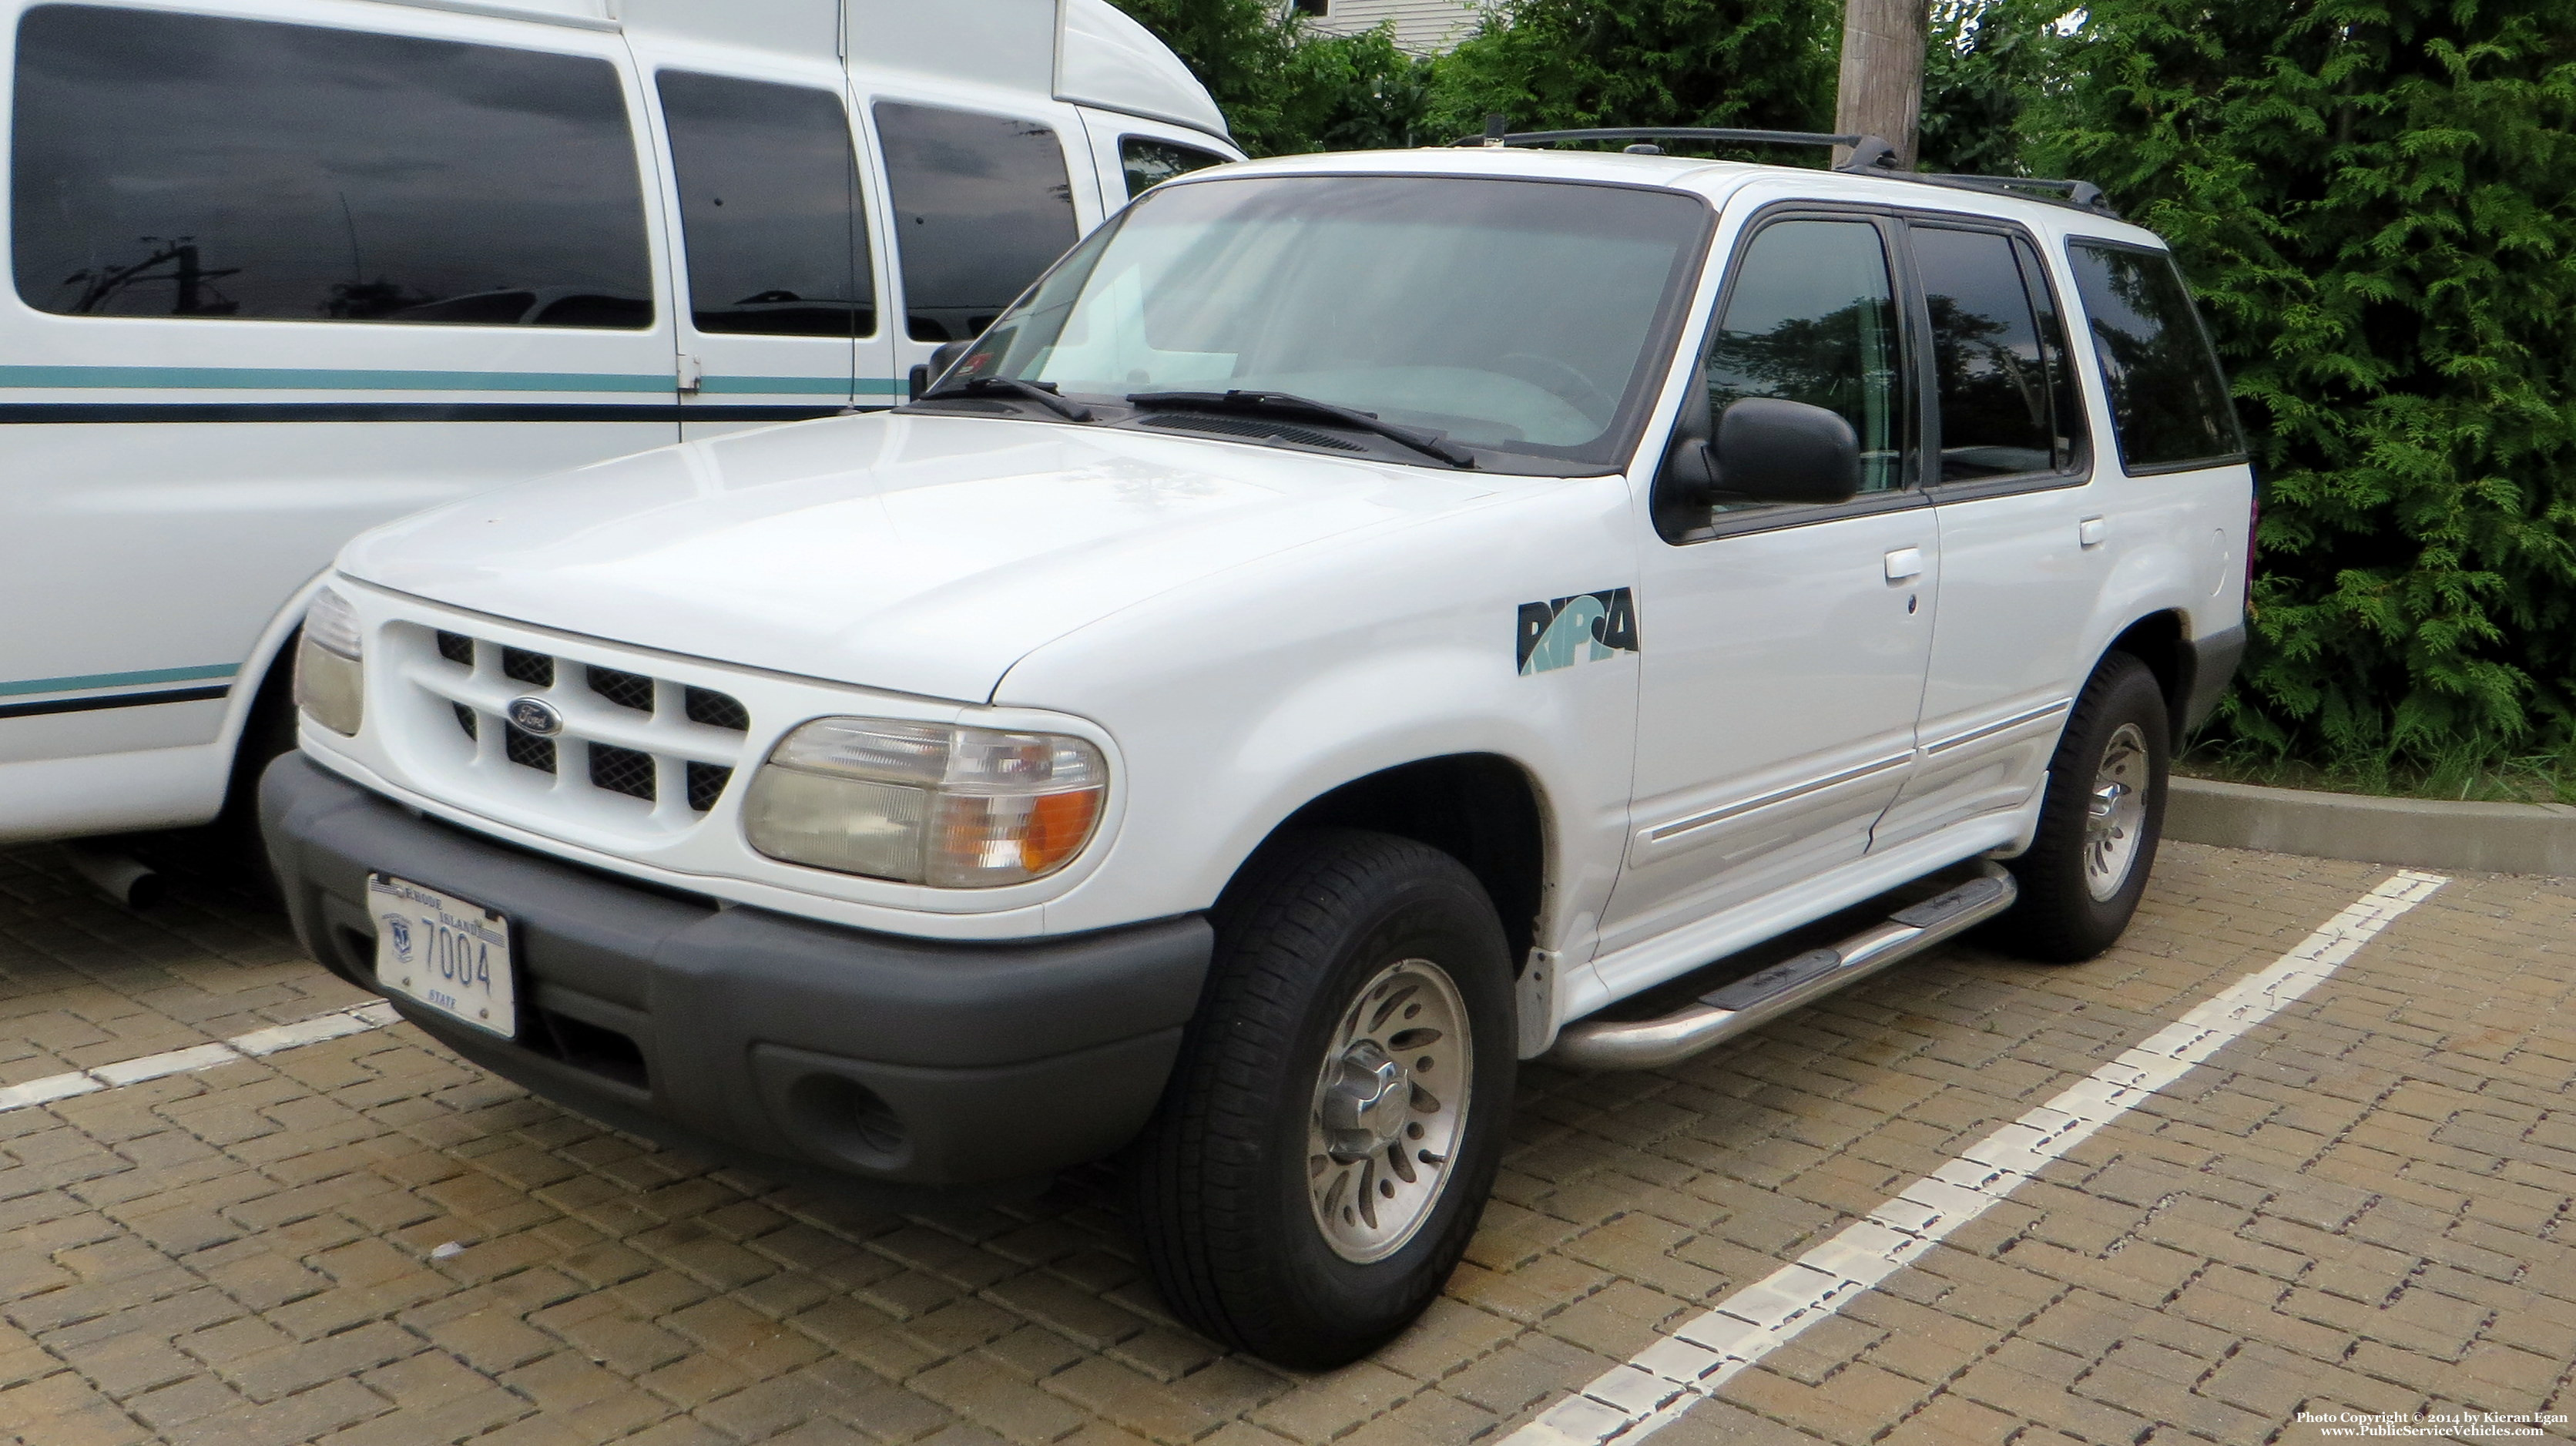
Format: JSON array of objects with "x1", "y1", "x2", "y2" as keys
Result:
[{"x1": 1598, "y1": 211, "x2": 1938, "y2": 966}]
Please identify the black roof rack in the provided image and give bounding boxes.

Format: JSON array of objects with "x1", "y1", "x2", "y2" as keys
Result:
[{"x1": 1451, "y1": 116, "x2": 2119, "y2": 218}]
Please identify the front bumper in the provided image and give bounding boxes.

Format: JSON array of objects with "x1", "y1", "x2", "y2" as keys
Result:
[{"x1": 261, "y1": 753, "x2": 1210, "y2": 1186}]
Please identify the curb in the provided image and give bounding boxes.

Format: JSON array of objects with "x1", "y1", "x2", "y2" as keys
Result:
[{"x1": 2166, "y1": 775, "x2": 2576, "y2": 877}]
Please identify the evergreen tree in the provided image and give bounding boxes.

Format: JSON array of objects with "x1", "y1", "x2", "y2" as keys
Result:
[
  {"x1": 2021, "y1": 0, "x2": 2576, "y2": 775},
  {"x1": 1917, "y1": 0, "x2": 2066, "y2": 176},
  {"x1": 1424, "y1": 0, "x2": 1840, "y2": 145}
]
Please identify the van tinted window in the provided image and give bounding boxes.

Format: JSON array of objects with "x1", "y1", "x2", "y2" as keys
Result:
[
  {"x1": 10, "y1": 5, "x2": 652, "y2": 327},
  {"x1": 659, "y1": 72, "x2": 872, "y2": 339},
  {"x1": 873, "y1": 102, "x2": 1078, "y2": 343},
  {"x1": 2066, "y1": 240, "x2": 2244, "y2": 471},
  {"x1": 1914, "y1": 226, "x2": 2079, "y2": 480},
  {"x1": 1120, "y1": 137, "x2": 1225, "y2": 198}
]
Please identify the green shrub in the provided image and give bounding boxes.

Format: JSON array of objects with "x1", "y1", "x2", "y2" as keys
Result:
[
  {"x1": 2021, "y1": 0, "x2": 2576, "y2": 776},
  {"x1": 1105, "y1": 0, "x2": 1431, "y2": 156}
]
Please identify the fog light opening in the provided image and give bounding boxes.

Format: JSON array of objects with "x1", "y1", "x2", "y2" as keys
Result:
[{"x1": 787, "y1": 1072, "x2": 911, "y2": 1169}]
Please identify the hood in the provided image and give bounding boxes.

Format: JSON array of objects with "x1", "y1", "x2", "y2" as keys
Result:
[{"x1": 341, "y1": 413, "x2": 1505, "y2": 703}]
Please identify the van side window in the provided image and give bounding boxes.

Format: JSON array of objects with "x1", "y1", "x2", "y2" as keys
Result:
[
  {"x1": 873, "y1": 102, "x2": 1078, "y2": 343},
  {"x1": 1120, "y1": 138, "x2": 1225, "y2": 198},
  {"x1": 658, "y1": 72, "x2": 873, "y2": 339},
  {"x1": 1707, "y1": 218, "x2": 1907, "y2": 494},
  {"x1": 9, "y1": 5, "x2": 652, "y2": 328},
  {"x1": 1913, "y1": 225, "x2": 2072, "y2": 481},
  {"x1": 2065, "y1": 240, "x2": 2245, "y2": 472}
]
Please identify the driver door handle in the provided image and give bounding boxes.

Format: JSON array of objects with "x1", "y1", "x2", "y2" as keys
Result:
[{"x1": 1883, "y1": 546, "x2": 1924, "y2": 582}]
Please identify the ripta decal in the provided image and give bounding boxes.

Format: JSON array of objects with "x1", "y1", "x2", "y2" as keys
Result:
[{"x1": 1517, "y1": 588, "x2": 1639, "y2": 675}]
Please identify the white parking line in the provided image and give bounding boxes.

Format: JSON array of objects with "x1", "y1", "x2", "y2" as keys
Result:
[
  {"x1": 0, "y1": 1000, "x2": 402, "y2": 1115},
  {"x1": 1508, "y1": 869, "x2": 2450, "y2": 1446}
]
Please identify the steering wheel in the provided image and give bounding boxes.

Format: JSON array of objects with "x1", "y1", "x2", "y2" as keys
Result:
[{"x1": 1495, "y1": 352, "x2": 1618, "y2": 422}]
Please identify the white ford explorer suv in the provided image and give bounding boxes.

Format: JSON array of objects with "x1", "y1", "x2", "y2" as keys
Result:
[{"x1": 263, "y1": 129, "x2": 2252, "y2": 1367}]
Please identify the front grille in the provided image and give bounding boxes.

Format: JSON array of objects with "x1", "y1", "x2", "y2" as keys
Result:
[
  {"x1": 685, "y1": 687, "x2": 750, "y2": 731},
  {"x1": 503, "y1": 724, "x2": 557, "y2": 773},
  {"x1": 403, "y1": 623, "x2": 752, "y2": 827},
  {"x1": 587, "y1": 666, "x2": 653, "y2": 713},
  {"x1": 686, "y1": 762, "x2": 733, "y2": 812},
  {"x1": 1141, "y1": 413, "x2": 1363, "y2": 451},
  {"x1": 501, "y1": 647, "x2": 554, "y2": 687},
  {"x1": 588, "y1": 742, "x2": 656, "y2": 802}
]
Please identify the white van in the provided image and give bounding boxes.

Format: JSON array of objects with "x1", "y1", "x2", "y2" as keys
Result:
[{"x1": 0, "y1": 0, "x2": 1236, "y2": 846}]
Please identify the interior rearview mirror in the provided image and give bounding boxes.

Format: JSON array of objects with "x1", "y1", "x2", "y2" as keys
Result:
[{"x1": 1713, "y1": 398, "x2": 1861, "y2": 505}]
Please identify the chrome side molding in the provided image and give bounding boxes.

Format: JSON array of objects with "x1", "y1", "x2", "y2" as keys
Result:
[{"x1": 1550, "y1": 863, "x2": 2018, "y2": 1071}]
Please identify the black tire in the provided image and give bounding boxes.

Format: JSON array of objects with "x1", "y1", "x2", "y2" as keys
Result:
[
  {"x1": 1126, "y1": 827, "x2": 1514, "y2": 1369},
  {"x1": 1987, "y1": 652, "x2": 2170, "y2": 964}
]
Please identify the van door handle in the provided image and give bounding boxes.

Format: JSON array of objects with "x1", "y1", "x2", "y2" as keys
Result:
[
  {"x1": 1883, "y1": 546, "x2": 1924, "y2": 582},
  {"x1": 2079, "y1": 515, "x2": 2107, "y2": 548}
]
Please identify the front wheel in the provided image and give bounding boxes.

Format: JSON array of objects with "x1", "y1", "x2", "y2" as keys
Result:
[
  {"x1": 1988, "y1": 652, "x2": 2170, "y2": 963},
  {"x1": 1126, "y1": 828, "x2": 1514, "y2": 1369}
]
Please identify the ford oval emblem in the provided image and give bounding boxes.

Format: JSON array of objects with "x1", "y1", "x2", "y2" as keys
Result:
[{"x1": 505, "y1": 696, "x2": 563, "y2": 736}]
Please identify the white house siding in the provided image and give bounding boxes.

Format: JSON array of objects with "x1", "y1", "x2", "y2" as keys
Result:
[{"x1": 1302, "y1": 0, "x2": 1489, "y2": 54}]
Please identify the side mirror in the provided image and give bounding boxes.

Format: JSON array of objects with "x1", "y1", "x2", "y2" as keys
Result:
[
  {"x1": 908, "y1": 340, "x2": 974, "y2": 400},
  {"x1": 1713, "y1": 398, "x2": 1860, "y2": 505},
  {"x1": 1654, "y1": 389, "x2": 1719, "y2": 523}
]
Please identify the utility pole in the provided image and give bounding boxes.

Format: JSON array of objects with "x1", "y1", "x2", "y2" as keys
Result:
[{"x1": 1834, "y1": 0, "x2": 1928, "y2": 169}]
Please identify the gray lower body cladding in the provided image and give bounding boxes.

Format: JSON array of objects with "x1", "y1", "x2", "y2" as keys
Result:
[{"x1": 260, "y1": 753, "x2": 1212, "y2": 1186}]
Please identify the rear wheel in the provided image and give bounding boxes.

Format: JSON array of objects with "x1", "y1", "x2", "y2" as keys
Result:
[
  {"x1": 1127, "y1": 828, "x2": 1514, "y2": 1369},
  {"x1": 1989, "y1": 652, "x2": 2169, "y2": 963}
]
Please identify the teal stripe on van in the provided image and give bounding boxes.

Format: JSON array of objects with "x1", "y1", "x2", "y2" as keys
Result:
[
  {"x1": 0, "y1": 365, "x2": 670, "y2": 393},
  {"x1": 0, "y1": 663, "x2": 237, "y2": 698},
  {"x1": 702, "y1": 375, "x2": 857, "y2": 396}
]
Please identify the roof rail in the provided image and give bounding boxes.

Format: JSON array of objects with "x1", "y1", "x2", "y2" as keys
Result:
[
  {"x1": 1452, "y1": 115, "x2": 2120, "y2": 218},
  {"x1": 1454, "y1": 119, "x2": 1891, "y2": 169},
  {"x1": 1903, "y1": 173, "x2": 2119, "y2": 217}
]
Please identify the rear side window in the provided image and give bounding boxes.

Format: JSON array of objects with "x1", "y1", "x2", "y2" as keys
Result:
[
  {"x1": 10, "y1": 5, "x2": 652, "y2": 327},
  {"x1": 1120, "y1": 137, "x2": 1225, "y2": 198},
  {"x1": 659, "y1": 72, "x2": 873, "y2": 338},
  {"x1": 2066, "y1": 240, "x2": 2244, "y2": 471},
  {"x1": 873, "y1": 102, "x2": 1078, "y2": 343},
  {"x1": 1912, "y1": 225, "x2": 2083, "y2": 481}
]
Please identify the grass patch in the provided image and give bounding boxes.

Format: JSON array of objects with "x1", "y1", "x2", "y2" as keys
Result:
[{"x1": 2179, "y1": 739, "x2": 2576, "y2": 807}]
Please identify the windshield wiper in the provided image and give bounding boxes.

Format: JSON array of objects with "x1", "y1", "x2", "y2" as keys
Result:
[
  {"x1": 1125, "y1": 389, "x2": 1475, "y2": 468},
  {"x1": 915, "y1": 376, "x2": 1095, "y2": 424}
]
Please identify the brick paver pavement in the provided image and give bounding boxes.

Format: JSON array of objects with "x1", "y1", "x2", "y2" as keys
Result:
[{"x1": 0, "y1": 836, "x2": 2567, "y2": 1446}]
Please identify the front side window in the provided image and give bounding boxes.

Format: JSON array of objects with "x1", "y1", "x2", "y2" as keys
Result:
[
  {"x1": 1120, "y1": 137, "x2": 1225, "y2": 198},
  {"x1": 659, "y1": 72, "x2": 873, "y2": 338},
  {"x1": 11, "y1": 5, "x2": 652, "y2": 327},
  {"x1": 873, "y1": 102, "x2": 1078, "y2": 343},
  {"x1": 1913, "y1": 225, "x2": 2081, "y2": 481},
  {"x1": 2066, "y1": 240, "x2": 2244, "y2": 472},
  {"x1": 951, "y1": 174, "x2": 1711, "y2": 472},
  {"x1": 1706, "y1": 218, "x2": 1906, "y2": 493}
]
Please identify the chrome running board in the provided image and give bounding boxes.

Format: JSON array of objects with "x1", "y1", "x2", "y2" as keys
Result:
[{"x1": 1550, "y1": 864, "x2": 2017, "y2": 1071}]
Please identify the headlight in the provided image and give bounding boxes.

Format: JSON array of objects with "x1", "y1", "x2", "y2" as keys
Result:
[
  {"x1": 742, "y1": 716, "x2": 1107, "y2": 887},
  {"x1": 292, "y1": 587, "x2": 364, "y2": 736}
]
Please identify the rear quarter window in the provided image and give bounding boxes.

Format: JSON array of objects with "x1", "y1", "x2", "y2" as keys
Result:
[{"x1": 2064, "y1": 240, "x2": 2244, "y2": 472}]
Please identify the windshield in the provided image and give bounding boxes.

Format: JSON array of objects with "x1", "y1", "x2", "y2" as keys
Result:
[{"x1": 948, "y1": 174, "x2": 1712, "y2": 472}]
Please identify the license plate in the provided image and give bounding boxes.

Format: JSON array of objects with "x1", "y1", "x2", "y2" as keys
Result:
[{"x1": 367, "y1": 874, "x2": 516, "y2": 1038}]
